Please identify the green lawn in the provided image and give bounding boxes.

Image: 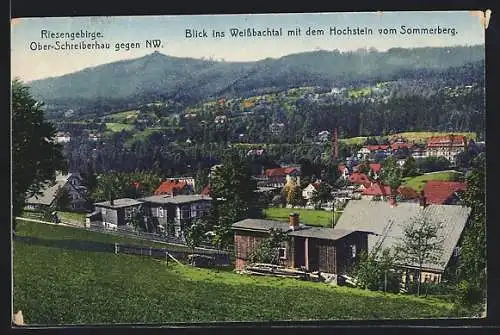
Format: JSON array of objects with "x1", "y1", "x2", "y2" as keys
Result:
[
  {"x1": 105, "y1": 123, "x2": 134, "y2": 132},
  {"x1": 264, "y1": 208, "x2": 341, "y2": 227},
  {"x1": 15, "y1": 220, "x2": 195, "y2": 252},
  {"x1": 14, "y1": 237, "x2": 460, "y2": 324},
  {"x1": 403, "y1": 171, "x2": 462, "y2": 192}
]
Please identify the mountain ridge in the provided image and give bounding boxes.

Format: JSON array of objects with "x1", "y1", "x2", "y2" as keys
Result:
[{"x1": 26, "y1": 45, "x2": 485, "y2": 115}]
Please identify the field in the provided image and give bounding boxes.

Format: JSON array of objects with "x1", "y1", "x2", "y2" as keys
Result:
[
  {"x1": 105, "y1": 123, "x2": 134, "y2": 132},
  {"x1": 264, "y1": 208, "x2": 341, "y2": 227},
  {"x1": 403, "y1": 171, "x2": 462, "y2": 192},
  {"x1": 340, "y1": 132, "x2": 476, "y2": 146},
  {"x1": 104, "y1": 110, "x2": 139, "y2": 123},
  {"x1": 13, "y1": 221, "x2": 460, "y2": 324},
  {"x1": 15, "y1": 220, "x2": 195, "y2": 252}
]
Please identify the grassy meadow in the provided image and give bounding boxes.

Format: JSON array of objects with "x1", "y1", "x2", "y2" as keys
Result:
[
  {"x1": 263, "y1": 208, "x2": 342, "y2": 227},
  {"x1": 402, "y1": 171, "x2": 462, "y2": 192},
  {"x1": 13, "y1": 221, "x2": 461, "y2": 324}
]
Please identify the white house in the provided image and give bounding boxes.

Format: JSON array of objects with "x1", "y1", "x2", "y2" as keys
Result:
[
  {"x1": 357, "y1": 147, "x2": 371, "y2": 160},
  {"x1": 55, "y1": 132, "x2": 71, "y2": 143},
  {"x1": 302, "y1": 182, "x2": 320, "y2": 201}
]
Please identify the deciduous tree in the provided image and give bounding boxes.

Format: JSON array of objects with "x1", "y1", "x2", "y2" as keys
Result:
[
  {"x1": 395, "y1": 210, "x2": 444, "y2": 296},
  {"x1": 12, "y1": 79, "x2": 67, "y2": 231}
]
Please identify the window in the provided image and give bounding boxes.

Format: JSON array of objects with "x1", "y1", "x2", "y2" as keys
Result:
[
  {"x1": 278, "y1": 247, "x2": 287, "y2": 260},
  {"x1": 158, "y1": 207, "x2": 164, "y2": 218},
  {"x1": 351, "y1": 245, "x2": 357, "y2": 258},
  {"x1": 453, "y1": 246, "x2": 461, "y2": 257},
  {"x1": 101, "y1": 208, "x2": 106, "y2": 215}
]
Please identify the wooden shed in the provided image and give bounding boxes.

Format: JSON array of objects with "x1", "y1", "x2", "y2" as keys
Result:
[{"x1": 232, "y1": 213, "x2": 369, "y2": 275}]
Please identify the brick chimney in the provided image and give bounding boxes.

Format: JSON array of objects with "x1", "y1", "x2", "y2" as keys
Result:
[
  {"x1": 389, "y1": 195, "x2": 397, "y2": 207},
  {"x1": 289, "y1": 212, "x2": 299, "y2": 231}
]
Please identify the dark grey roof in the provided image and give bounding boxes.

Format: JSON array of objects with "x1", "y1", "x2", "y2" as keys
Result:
[
  {"x1": 334, "y1": 199, "x2": 472, "y2": 272},
  {"x1": 288, "y1": 227, "x2": 355, "y2": 240},
  {"x1": 232, "y1": 219, "x2": 290, "y2": 232},
  {"x1": 25, "y1": 179, "x2": 67, "y2": 205},
  {"x1": 140, "y1": 194, "x2": 212, "y2": 205},
  {"x1": 94, "y1": 198, "x2": 144, "y2": 209}
]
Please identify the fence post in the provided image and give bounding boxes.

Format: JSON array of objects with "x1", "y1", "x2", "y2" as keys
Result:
[
  {"x1": 115, "y1": 242, "x2": 118, "y2": 255},
  {"x1": 149, "y1": 247, "x2": 152, "y2": 256},
  {"x1": 165, "y1": 250, "x2": 168, "y2": 265}
]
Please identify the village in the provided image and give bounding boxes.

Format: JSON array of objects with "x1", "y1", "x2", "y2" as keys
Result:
[{"x1": 21, "y1": 131, "x2": 483, "y2": 295}]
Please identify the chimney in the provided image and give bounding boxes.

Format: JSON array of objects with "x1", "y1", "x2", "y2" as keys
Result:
[
  {"x1": 289, "y1": 212, "x2": 299, "y2": 231},
  {"x1": 419, "y1": 190, "x2": 427, "y2": 208},
  {"x1": 389, "y1": 195, "x2": 397, "y2": 208}
]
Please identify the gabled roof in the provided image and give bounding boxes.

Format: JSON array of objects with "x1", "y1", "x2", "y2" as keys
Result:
[
  {"x1": 25, "y1": 179, "x2": 67, "y2": 205},
  {"x1": 140, "y1": 194, "x2": 212, "y2": 205},
  {"x1": 232, "y1": 219, "x2": 291, "y2": 233},
  {"x1": 423, "y1": 181, "x2": 467, "y2": 205},
  {"x1": 348, "y1": 172, "x2": 371, "y2": 187},
  {"x1": 333, "y1": 199, "x2": 471, "y2": 272},
  {"x1": 361, "y1": 183, "x2": 392, "y2": 197},
  {"x1": 369, "y1": 163, "x2": 382, "y2": 173},
  {"x1": 264, "y1": 167, "x2": 298, "y2": 177},
  {"x1": 154, "y1": 180, "x2": 189, "y2": 195},
  {"x1": 427, "y1": 135, "x2": 467, "y2": 147},
  {"x1": 94, "y1": 198, "x2": 144, "y2": 209},
  {"x1": 366, "y1": 145, "x2": 389, "y2": 152}
]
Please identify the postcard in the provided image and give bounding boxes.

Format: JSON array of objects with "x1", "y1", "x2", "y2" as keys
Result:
[{"x1": 11, "y1": 11, "x2": 487, "y2": 326}]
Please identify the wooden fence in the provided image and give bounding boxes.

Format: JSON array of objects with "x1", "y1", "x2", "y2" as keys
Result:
[{"x1": 113, "y1": 243, "x2": 231, "y2": 266}]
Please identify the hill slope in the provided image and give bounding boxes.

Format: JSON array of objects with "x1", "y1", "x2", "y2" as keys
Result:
[{"x1": 27, "y1": 45, "x2": 484, "y2": 116}]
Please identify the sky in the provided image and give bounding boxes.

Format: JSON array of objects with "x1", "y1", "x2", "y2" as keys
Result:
[{"x1": 11, "y1": 11, "x2": 485, "y2": 82}]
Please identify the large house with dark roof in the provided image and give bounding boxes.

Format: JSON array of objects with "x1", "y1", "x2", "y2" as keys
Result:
[
  {"x1": 91, "y1": 198, "x2": 144, "y2": 229},
  {"x1": 139, "y1": 194, "x2": 212, "y2": 239}
]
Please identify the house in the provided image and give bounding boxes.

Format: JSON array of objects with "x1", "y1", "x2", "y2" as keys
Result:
[
  {"x1": 361, "y1": 183, "x2": 392, "y2": 201},
  {"x1": 262, "y1": 167, "x2": 301, "y2": 188},
  {"x1": 25, "y1": 172, "x2": 88, "y2": 211},
  {"x1": 139, "y1": 194, "x2": 212, "y2": 240},
  {"x1": 348, "y1": 172, "x2": 372, "y2": 189},
  {"x1": 411, "y1": 146, "x2": 427, "y2": 159},
  {"x1": 423, "y1": 181, "x2": 467, "y2": 205},
  {"x1": 154, "y1": 180, "x2": 193, "y2": 196},
  {"x1": 269, "y1": 122, "x2": 285, "y2": 135},
  {"x1": 88, "y1": 133, "x2": 101, "y2": 142},
  {"x1": 55, "y1": 132, "x2": 71, "y2": 143},
  {"x1": 318, "y1": 130, "x2": 331, "y2": 142},
  {"x1": 338, "y1": 164, "x2": 350, "y2": 179},
  {"x1": 232, "y1": 213, "x2": 370, "y2": 275},
  {"x1": 91, "y1": 198, "x2": 144, "y2": 230},
  {"x1": 302, "y1": 182, "x2": 321, "y2": 201},
  {"x1": 425, "y1": 135, "x2": 467, "y2": 164},
  {"x1": 357, "y1": 147, "x2": 371, "y2": 160},
  {"x1": 333, "y1": 199, "x2": 472, "y2": 283}
]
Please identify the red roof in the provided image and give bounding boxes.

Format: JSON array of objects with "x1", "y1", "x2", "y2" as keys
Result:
[
  {"x1": 390, "y1": 143, "x2": 411, "y2": 150},
  {"x1": 264, "y1": 167, "x2": 298, "y2": 177},
  {"x1": 362, "y1": 183, "x2": 392, "y2": 196},
  {"x1": 366, "y1": 145, "x2": 389, "y2": 152},
  {"x1": 154, "y1": 180, "x2": 188, "y2": 195},
  {"x1": 200, "y1": 184, "x2": 211, "y2": 196},
  {"x1": 423, "y1": 181, "x2": 467, "y2": 204},
  {"x1": 397, "y1": 186, "x2": 420, "y2": 199},
  {"x1": 427, "y1": 135, "x2": 467, "y2": 148},
  {"x1": 349, "y1": 172, "x2": 372, "y2": 188},
  {"x1": 369, "y1": 163, "x2": 381, "y2": 173}
]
